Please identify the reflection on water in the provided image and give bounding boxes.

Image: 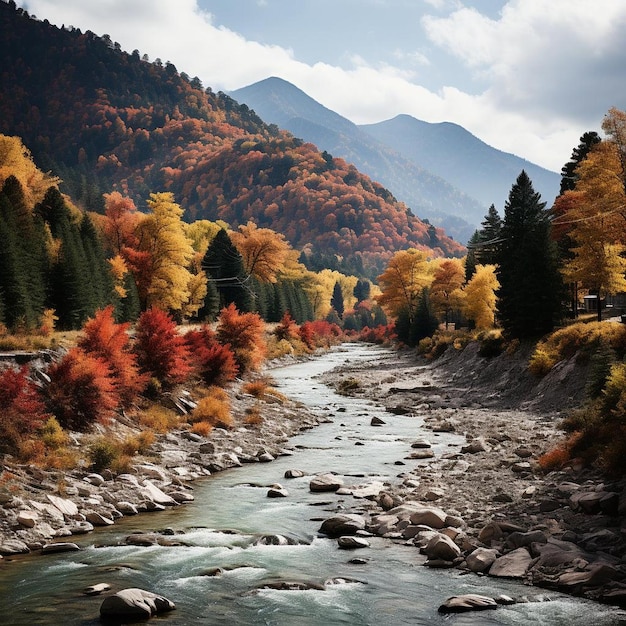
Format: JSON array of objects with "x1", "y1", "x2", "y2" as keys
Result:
[{"x1": 0, "y1": 344, "x2": 623, "y2": 625}]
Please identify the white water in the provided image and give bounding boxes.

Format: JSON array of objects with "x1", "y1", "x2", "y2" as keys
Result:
[{"x1": 0, "y1": 344, "x2": 623, "y2": 625}]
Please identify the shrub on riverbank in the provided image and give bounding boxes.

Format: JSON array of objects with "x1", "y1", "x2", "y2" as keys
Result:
[{"x1": 529, "y1": 322, "x2": 626, "y2": 377}]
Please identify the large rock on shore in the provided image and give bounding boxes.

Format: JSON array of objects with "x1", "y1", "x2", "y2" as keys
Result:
[
  {"x1": 423, "y1": 533, "x2": 461, "y2": 561},
  {"x1": 489, "y1": 547, "x2": 532, "y2": 578},
  {"x1": 100, "y1": 588, "x2": 175, "y2": 619}
]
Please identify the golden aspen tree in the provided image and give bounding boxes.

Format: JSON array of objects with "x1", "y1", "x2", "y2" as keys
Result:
[
  {"x1": 375, "y1": 248, "x2": 431, "y2": 321},
  {"x1": 184, "y1": 219, "x2": 224, "y2": 256},
  {"x1": 558, "y1": 141, "x2": 626, "y2": 320},
  {"x1": 463, "y1": 264, "x2": 499, "y2": 329},
  {"x1": 136, "y1": 192, "x2": 202, "y2": 314}
]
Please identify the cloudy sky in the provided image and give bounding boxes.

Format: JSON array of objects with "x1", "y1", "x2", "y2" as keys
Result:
[{"x1": 17, "y1": 0, "x2": 626, "y2": 172}]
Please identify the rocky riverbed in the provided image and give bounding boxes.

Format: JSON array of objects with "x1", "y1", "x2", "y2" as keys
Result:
[
  {"x1": 317, "y1": 343, "x2": 626, "y2": 608},
  {"x1": 1, "y1": 341, "x2": 626, "y2": 615}
]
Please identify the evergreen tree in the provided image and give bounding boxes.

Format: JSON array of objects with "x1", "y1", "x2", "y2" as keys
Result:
[
  {"x1": 465, "y1": 230, "x2": 480, "y2": 282},
  {"x1": 80, "y1": 213, "x2": 112, "y2": 311},
  {"x1": 37, "y1": 187, "x2": 94, "y2": 329},
  {"x1": 476, "y1": 204, "x2": 502, "y2": 265},
  {"x1": 495, "y1": 171, "x2": 565, "y2": 339},
  {"x1": 116, "y1": 272, "x2": 141, "y2": 323},
  {"x1": 353, "y1": 279, "x2": 371, "y2": 303},
  {"x1": 0, "y1": 177, "x2": 48, "y2": 328},
  {"x1": 202, "y1": 228, "x2": 253, "y2": 312},
  {"x1": 411, "y1": 288, "x2": 439, "y2": 344},
  {"x1": 331, "y1": 281, "x2": 344, "y2": 319},
  {"x1": 394, "y1": 308, "x2": 412, "y2": 345},
  {"x1": 560, "y1": 131, "x2": 601, "y2": 195},
  {"x1": 0, "y1": 207, "x2": 33, "y2": 328}
]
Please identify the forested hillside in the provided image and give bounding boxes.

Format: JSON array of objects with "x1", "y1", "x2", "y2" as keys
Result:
[{"x1": 0, "y1": 0, "x2": 463, "y2": 272}]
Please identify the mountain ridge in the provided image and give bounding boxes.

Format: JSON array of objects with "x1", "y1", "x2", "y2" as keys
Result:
[{"x1": 231, "y1": 77, "x2": 560, "y2": 242}]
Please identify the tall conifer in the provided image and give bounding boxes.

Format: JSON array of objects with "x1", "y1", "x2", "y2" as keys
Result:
[{"x1": 495, "y1": 171, "x2": 564, "y2": 338}]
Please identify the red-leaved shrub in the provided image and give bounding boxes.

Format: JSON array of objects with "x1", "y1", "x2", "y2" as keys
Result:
[
  {"x1": 273, "y1": 312, "x2": 299, "y2": 342},
  {"x1": 359, "y1": 324, "x2": 396, "y2": 344},
  {"x1": 216, "y1": 304, "x2": 266, "y2": 374},
  {"x1": 299, "y1": 320, "x2": 343, "y2": 348},
  {"x1": 133, "y1": 308, "x2": 192, "y2": 388},
  {"x1": 0, "y1": 366, "x2": 50, "y2": 453},
  {"x1": 43, "y1": 348, "x2": 119, "y2": 431},
  {"x1": 79, "y1": 306, "x2": 147, "y2": 405},
  {"x1": 185, "y1": 326, "x2": 239, "y2": 387}
]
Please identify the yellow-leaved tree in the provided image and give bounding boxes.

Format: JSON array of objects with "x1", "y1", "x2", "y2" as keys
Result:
[
  {"x1": 375, "y1": 249, "x2": 432, "y2": 322},
  {"x1": 430, "y1": 258, "x2": 465, "y2": 329},
  {"x1": 463, "y1": 264, "x2": 499, "y2": 329},
  {"x1": 0, "y1": 134, "x2": 59, "y2": 207},
  {"x1": 136, "y1": 192, "x2": 207, "y2": 315},
  {"x1": 557, "y1": 140, "x2": 626, "y2": 321}
]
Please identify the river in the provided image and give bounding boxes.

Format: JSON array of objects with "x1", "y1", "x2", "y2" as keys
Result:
[{"x1": 0, "y1": 343, "x2": 623, "y2": 625}]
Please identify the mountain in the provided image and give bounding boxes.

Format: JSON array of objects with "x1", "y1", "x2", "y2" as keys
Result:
[
  {"x1": 0, "y1": 0, "x2": 463, "y2": 275},
  {"x1": 232, "y1": 77, "x2": 483, "y2": 243},
  {"x1": 360, "y1": 115, "x2": 560, "y2": 215},
  {"x1": 231, "y1": 78, "x2": 561, "y2": 242}
]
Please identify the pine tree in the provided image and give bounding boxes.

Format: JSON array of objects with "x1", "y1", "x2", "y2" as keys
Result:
[
  {"x1": 560, "y1": 131, "x2": 601, "y2": 195},
  {"x1": 202, "y1": 228, "x2": 253, "y2": 312},
  {"x1": 411, "y1": 288, "x2": 439, "y2": 344},
  {"x1": 477, "y1": 204, "x2": 502, "y2": 266},
  {"x1": 331, "y1": 281, "x2": 344, "y2": 319},
  {"x1": 0, "y1": 207, "x2": 33, "y2": 328},
  {"x1": 495, "y1": 171, "x2": 565, "y2": 338},
  {"x1": 38, "y1": 188, "x2": 94, "y2": 329},
  {"x1": 0, "y1": 177, "x2": 48, "y2": 328},
  {"x1": 465, "y1": 231, "x2": 480, "y2": 282}
]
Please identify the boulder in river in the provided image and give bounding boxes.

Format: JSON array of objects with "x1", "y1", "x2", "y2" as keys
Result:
[
  {"x1": 438, "y1": 594, "x2": 499, "y2": 613},
  {"x1": 309, "y1": 473, "x2": 344, "y2": 492},
  {"x1": 337, "y1": 536, "x2": 370, "y2": 549},
  {"x1": 423, "y1": 533, "x2": 461, "y2": 561},
  {"x1": 284, "y1": 469, "x2": 307, "y2": 478},
  {"x1": 320, "y1": 514, "x2": 366, "y2": 538},
  {"x1": 41, "y1": 542, "x2": 81, "y2": 554},
  {"x1": 466, "y1": 547, "x2": 498, "y2": 573},
  {"x1": 100, "y1": 588, "x2": 175, "y2": 619}
]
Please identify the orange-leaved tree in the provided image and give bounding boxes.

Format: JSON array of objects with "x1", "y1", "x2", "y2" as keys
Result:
[
  {"x1": 133, "y1": 307, "x2": 192, "y2": 388},
  {"x1": 376, "y1": 249, "x2": 431, "y2": 323},
  {"x1": 273, "y1": 311, "x2": 300, "y2": 342},
  {"x1": 78, "y1": 306, "x2": 147, "y2": 406},
  {"x1": 216, "y1": 303, "x2": 267, "y2": 374},
  {"x1": 43, "y1": 348, "x2": 119, "y2": 431},
  {"x1": 230, "y1": 221, "x2": 290, "y2": 283},
  {"x1": 430, "y1": 259, "x2": 465, "y2": 329},
  {"x1": 557, "y1": 141, "x2": 626, "y2": 321}
]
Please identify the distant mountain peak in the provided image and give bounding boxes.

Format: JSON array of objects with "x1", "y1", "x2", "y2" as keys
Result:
[{"x1": 233, "y1": 77, "x2": 561, "y2": 243}]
